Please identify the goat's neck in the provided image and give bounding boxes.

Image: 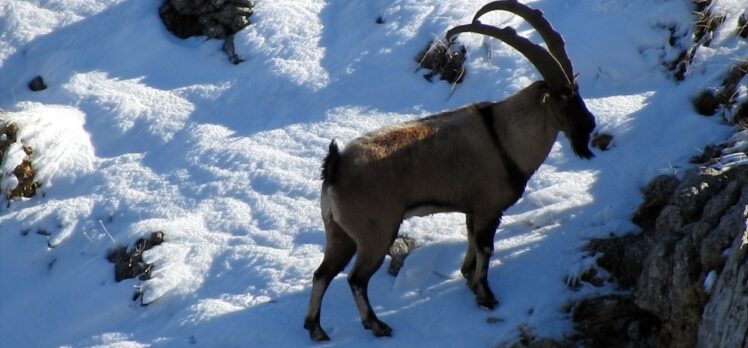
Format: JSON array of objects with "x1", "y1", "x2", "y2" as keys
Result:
[{"x1": 496, "y1": 103, "x2": 558, "y2": 175}]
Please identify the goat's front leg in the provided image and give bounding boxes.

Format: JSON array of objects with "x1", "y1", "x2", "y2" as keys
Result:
[{"x1": 466, "y1": 214, "x2": 500, "y2": 310}]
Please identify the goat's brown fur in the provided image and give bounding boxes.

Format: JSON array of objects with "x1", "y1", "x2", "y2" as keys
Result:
[{"x1": 367, "y1": 123, "x2": 437, "y2": 159}]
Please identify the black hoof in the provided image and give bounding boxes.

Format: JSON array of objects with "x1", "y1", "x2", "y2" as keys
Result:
[
  {"x1": 373, "y1": 324, "x2": 392, "y2": 338},
  {"x1": 310, "y1": 330, "x2": 331, "y2": 342},
  {"x1": 363, "y1": 319, "x2": 392, "y2": 338},
  {"x1": 304, "y1": 320, "x2": 330, "y2": 341},
  {"x1": 476, "y1": 296, "x2": 498, "y2": 310}
]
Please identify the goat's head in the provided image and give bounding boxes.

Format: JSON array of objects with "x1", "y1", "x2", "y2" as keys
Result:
[{"x1": 446, "y1": 0, "x2": 596, "y2": 159}]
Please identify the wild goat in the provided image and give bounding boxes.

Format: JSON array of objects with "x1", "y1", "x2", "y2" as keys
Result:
[{"x1": 304, "y1": 0, "x2": 596, "y2": 341}]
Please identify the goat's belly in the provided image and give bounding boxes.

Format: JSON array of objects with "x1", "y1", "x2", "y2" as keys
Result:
[{"x1": 403, "y1": 204, "x2": 457, "y2": 219}]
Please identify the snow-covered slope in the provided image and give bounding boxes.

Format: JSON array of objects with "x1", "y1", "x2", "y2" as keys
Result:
[{"x1": 0, "y1": 0, "x2": 744, "y2": 347}]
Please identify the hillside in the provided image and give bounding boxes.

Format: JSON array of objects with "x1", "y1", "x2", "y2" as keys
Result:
[{"x1": 0, "y1": 0, "x2": 746, "y2": 347}]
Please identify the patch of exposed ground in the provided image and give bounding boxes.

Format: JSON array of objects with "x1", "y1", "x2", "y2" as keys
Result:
[{"x1": 107, "y1": 231, "x2": 165, "y2": 303}]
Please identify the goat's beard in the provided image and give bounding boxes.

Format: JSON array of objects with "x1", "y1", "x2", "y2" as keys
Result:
[
  {"x1": 560, "y1": 96, "x2": 596, "y2": 159},
  {"x1": 567, "y1": 131, "x2": 595, "y2": 159}
]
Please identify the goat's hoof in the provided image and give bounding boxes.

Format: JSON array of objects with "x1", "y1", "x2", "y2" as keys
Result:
[
  {"x1": 476, "y1": 296, "x2": 498, "y2": 310},
  {"x1": 304, "y1": 320, "x2": 330, "y2": 341},
  {"x1": 363, "y1": 319, "x2": 392, "y2": 338},
  {"x1": 308, "y1": 328, "x2": 330, "y2": 342},
  {"x1": 373, "y1": 325, "x2": 392, "y2": 338}
]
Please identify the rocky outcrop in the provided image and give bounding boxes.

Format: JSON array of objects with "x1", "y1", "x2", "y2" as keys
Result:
[
  {"x1": 415, "y1": 40, "x2": 467, "y2": 84},
  {"x1": 159, "y1": 0, "x2": 254, "y2": 64},
  {"x1": 678, "y1": 0, "x2": 748, "y2": 121},
  {"x1": 698, "y1": 212, "x2": 748, "y2": 347},
  {"x1": 691, "y1": 61, "x2": 748, "y2": 117},
  {"x1": 576, "y1": 165, "x2": 748, "y2": 347},
  {"x1": 159, "y1": 0, "x2": 253, "y2": 40},
  {"x1": 107, "y1": 231, "x2": 165, "y2": 304},
  {"x1": 669, "y1": 0, "x2": 728, "y2": 81}
]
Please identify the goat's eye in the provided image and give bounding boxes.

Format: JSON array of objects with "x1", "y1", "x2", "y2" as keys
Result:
[{"x1": 560, "y1": 92, "x2": 573, "y2": 103}]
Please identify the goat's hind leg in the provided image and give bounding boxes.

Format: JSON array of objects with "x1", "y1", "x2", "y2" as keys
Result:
[
  {"x1": 347, "y1": 225, "x2": 395, "y2": 338},
  {"x1": 461, "y1": 214, "x2": 477, "y2": 280},
  {"x1": 304, "y1": 219, "x2": 356, "y2": 341},
  {"x1": 466, "y1": 213, "x2": 500, "y2": 310}
]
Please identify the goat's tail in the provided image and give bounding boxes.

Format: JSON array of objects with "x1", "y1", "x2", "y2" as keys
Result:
[{"x1": 321, "y1": 139, "x2": 340, "y2": 186}]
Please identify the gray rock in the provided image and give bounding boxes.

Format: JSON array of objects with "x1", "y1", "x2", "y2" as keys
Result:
[
  {"x1": 387, "y1": 235, "x2": 417, "y2": 276},
  {"x1": 579, "y1": 165, "x2": 748, "y2": 347},
  {"x1": 632, "y1": 174, "x2": 680, "y2": 229},
  {"x1": 28, "y1": 75, "x2": 47, "y2": 91},
  {"x1": 697, "y1": 189, "x2": 748, "y2": 348}
]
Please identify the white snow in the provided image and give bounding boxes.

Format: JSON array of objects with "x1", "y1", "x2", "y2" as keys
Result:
[
  {"x1": 2, "y1": 102, "x2": 95, "y2": 187},
  {"x1": 0, "y1": 142, "x2": 24, "y2": 194},
  {"x1": 0, "y1": 0, "x2": 745, "y2": 347},
  {"x1": 725, "y1": 129, "x2": 748, "y2": 154},
  {"x1": 703, "y1": 270, "x2": 717, "y2": 293}
]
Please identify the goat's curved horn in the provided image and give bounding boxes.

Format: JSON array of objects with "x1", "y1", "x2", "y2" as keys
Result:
[
  {"x1": 472, "y1": 0, "x2": 574, "y2": 83},
  {"x1": 446, "y1": 22, "x2": 570, "y2": 91}
]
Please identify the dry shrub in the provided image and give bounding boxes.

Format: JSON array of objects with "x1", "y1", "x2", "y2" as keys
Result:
[{"x1": 0, "y1": 123, "x2": 38, "y2": 200}]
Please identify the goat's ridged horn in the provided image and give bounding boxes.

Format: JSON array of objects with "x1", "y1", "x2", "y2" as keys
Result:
[
  {"x1": 446, "y1": 22, "x2": 570, "y2": 90},
  {"x1": 472, "y1": 0, "x2": 574, "y2": 83}
]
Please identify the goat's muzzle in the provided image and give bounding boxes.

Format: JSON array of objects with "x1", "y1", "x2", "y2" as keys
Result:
[{"x1": 563, "y1": 95, "x2": 596, "y2": 159}]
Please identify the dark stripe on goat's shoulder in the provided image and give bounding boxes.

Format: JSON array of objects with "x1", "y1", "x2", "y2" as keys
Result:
[
  {"x1": 476, "y1": 103, "x2": 501, "y2": 152},
  {"x1": 475, "y1": 103, "x2": 529, "y2": 201}
]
